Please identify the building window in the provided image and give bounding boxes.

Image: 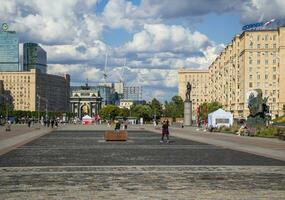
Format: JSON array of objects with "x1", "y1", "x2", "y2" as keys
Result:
[
  {"x1": 249, "y1": 74, "x2": 253, "y2": 80},
  {"x1": 257, "y1": 60, "x2": 260, "y2": 64},
  {"x1": 273, "y1": 44, "x2": 276, "y2": 49},
  {"x1": 273, "y1": 59, "x2": 276, "y2": 64},
  {"x1": 249, "y1": 82, "x2": 253, "y2": 88},
  {"x1": 265, "y1": 52, "x2": 268, "y2": 57},
  {"x1": 265, "y1": 60, "x2": 268, "y2": 65},
  {"x1": 257, "y1": 74, "x2": 260, "y2": 79},
  {"x1": 249, "y1": 60, "x2": 252, "y2": 64},
  {"x1": 273, "y1": 67, "x2": 276, "y2": 72},
  {"x1": 257, "y1": 52, "x2": 260, "y2": 57},
  {"x1": 249, "y1": 41, "x2": 253, "y2": 48},
  {"x1": 257, "y1": 44, "x2": 260, "y2": 48},
  {"x1": 273, "y1": 75, "x2": 276, "y2": 80},
  {"x1": 257, "y1": 35, "x2": 260, "y2": 41},
  {"x1": 265, "y1": 74, "x2": 268, "y2": 79},
  {"x1": 265, "y1": 44, "x2": 268, "y2": 48},
  {"x1": 249, "y1": 67, "x2": 252, "y2": 72}
]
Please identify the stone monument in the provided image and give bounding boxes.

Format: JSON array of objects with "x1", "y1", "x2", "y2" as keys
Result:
[
  {"x1": 184, "y1": 82, "x2": 192, "y2": 126},
  {"x1": 246, "y1": 89, "x2": 271, "y2": 134}
]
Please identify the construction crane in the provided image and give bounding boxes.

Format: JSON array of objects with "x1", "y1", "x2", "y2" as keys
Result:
[{"x1": 103, "y1": 52, "x2": 108, "y2": 85}]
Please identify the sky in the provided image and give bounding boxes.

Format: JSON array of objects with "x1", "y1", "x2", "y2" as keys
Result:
[{"x1": 1, "y1": 0, "x2": 284, "y2": 102}]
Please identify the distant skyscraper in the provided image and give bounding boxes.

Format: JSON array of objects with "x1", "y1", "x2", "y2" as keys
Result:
[
  {"x1": 123, "y1": 86, "x2": 141, "y2": 100},
  {"x1": 0, "y1": 30, "x2": 19, "y2": 72},
  {"x1": 23, "y1": 43, "x2": 47, "y2": 73},
  {"x1": 114, "y1": 82, "x2": 124, "y2": 94}
]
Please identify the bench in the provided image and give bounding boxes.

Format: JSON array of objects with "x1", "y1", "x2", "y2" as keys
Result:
[{"x1": 104, "y1": 130, "x2": 128, "y2": 141}]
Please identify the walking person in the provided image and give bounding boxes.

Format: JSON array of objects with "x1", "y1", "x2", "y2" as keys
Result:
[
  {"x1": 160, "y1": 120, "x2": 170, "y2": 143},
  {"x1": 51, "y1": 119, "x2": 54, "y2": 128}
]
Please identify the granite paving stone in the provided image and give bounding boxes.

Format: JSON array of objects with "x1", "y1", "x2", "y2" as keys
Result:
[{"x1": 0, "y1": 129, "x2": 284, "y2": 199}]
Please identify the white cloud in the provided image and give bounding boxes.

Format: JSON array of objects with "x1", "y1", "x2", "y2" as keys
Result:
[
  {"x1": 6, "y1": 0, "x2": 285, "y2": 102},
  {"x1": 123, "y1": 24, "x2": 209, "y2": 53},
  {"x1": 3, "y1": 0, "x2": 101, "y2": 45},
  {"x1": 240, "y1": 0, "x2": 285, "y2": 23},
  {"x1": 43, "y1": 40, "x2": 107, "y2": 63}
]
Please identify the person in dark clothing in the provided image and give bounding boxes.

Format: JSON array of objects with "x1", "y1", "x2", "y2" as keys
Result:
[
  {"x1": 51, "y1": 119, "x2": 54, "y2": 128},
  {"x1": 28, "y1": 119, "x2": 32, "y2": 128},
  {"x1": 114, "y1": 120, "x2": 121, "y2": 133},
  {"x1": 160, "y1": 120, "x2": 170, "y2": 143}
]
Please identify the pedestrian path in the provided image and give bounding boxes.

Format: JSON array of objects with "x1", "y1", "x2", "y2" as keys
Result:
[
  {"x1": 0, "y1": 125, "x2": 284, "y2": 199},
  {"x1": 145, "y1": 124, "x2": 285, "y2": 161},
  {"x1": 0, "y1": 124, "x2": 53, "y2": 155}
]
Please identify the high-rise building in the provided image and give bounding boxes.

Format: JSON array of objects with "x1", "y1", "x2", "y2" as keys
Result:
[
  {"x1": 23, "y1": 43, "x2": 47, "y2": 73},
  {"x1": 123, "y1": 86, "x2": 141, "y2": 100},
  {"x1": 0, "y1": 69, "x2": 70, "y2": 112},
  {"x1": 114, "y1": 82, "x2": 124, "y2": 94},
  {"x1": 178, "y1": 26, "x2": 285, "y2": 119},
  {"x1": 0, "y1": 30, "x2": 19, "y2": 72}
]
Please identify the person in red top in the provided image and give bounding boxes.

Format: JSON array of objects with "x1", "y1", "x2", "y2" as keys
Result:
[{"x1": 160, "y1": 120, "x2": 170, "y2": 143}]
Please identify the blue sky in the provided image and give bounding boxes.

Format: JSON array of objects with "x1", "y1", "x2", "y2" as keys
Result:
[{"x1": 1, "y1": 0, "x2": 284, "y2": 102}]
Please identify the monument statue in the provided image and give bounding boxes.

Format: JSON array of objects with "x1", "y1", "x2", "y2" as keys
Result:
[
  {"x1": 185, "y1": 82, "x2": 192, "y2": 101},
  {"x1": 82, "y1": 104, "x2": 89, "y2": 114},
  {"x1": 184, "y1": 82, "x2": 192, "y2": 126},
  {"x1": 247, "y1": 89, "x2": 270, "y2": 134}
]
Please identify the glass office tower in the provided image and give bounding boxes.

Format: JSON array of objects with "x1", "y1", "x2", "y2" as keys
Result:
[
  {"x1": 0, "y1": 31, "x2": 19, "y2": 71},
  {"x1": 23, "y1": 43, "x2": 47, "y2": 73}
]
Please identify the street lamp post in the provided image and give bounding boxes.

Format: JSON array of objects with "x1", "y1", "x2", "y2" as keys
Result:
[
  {"x1": 37, "y1": 94, "x2": 41, "y2": 123},
  {"x1": 45, "y1": 99, "x2": 48, "y2": 120}
]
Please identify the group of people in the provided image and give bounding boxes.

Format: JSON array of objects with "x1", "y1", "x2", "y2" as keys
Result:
[
  {"x1": 113, "y1": 119, "x2": 171, "y2": 143},
  {"x1": 114, "y1": 120, "x2": 128, "y2": 132}
]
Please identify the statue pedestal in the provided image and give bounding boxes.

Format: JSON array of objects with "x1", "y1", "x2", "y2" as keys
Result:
[{"x1": 184, "y1": 100, "x2": 192, "y2": 126}]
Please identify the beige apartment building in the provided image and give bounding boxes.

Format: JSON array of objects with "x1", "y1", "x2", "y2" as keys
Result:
[
  {"x1": 0, "y1": 69, "x2": 70, "y2": 112},
  {"x1": 178, "y1": 26, "x2": 285, "y2": 119}
]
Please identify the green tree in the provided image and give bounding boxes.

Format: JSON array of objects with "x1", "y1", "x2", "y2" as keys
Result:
[
  {"x1": 99, "y1": 105, "x2": 121, "y2": 120},
  {"x1": 119, "y1": 107, "x2": 130, "y2": 119},
  {"x1": 150, "y1": 98, "x2": 162, "y2": 119},
  {"x1": 163, "y1": 96, "x2": 184, "y2": 119},
  {"x1": 130, "y1": 104, "x2": 152, "y2": 121},
  {"x1": 199, "y1": 101, "x2": 223, "y2": 121}
]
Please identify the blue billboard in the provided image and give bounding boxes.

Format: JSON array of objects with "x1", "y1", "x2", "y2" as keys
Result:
[{"x1": 242, "y1": 22, "x2": 264, "y2": 31}]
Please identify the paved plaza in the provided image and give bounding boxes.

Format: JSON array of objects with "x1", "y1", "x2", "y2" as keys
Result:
[{"x1": 0, "y1": 124, "x2": 284, "y2": 199}]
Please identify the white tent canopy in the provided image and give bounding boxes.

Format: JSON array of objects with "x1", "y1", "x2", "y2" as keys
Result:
[
  {"x1": 82, "y1": 115, "x2": 92, "y2": 120},
  {"x1": 208, "y1": 108, "x2": 233, "y2": 128}
]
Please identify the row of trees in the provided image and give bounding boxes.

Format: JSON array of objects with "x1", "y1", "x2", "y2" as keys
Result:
[
  {"x1": 0, "y1": 109, "x2": 75, "y2": 119},
  {"x1": 99, "y1": 96, "x2": 184, "y2": 121},
  {"x1": 1, "y1": 94, "x2": 226, "y2": 123}
]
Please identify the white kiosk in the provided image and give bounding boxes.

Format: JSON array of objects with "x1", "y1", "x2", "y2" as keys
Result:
[{"x1": 208, "y1": 109, "x2": 233, "y2": 128}]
